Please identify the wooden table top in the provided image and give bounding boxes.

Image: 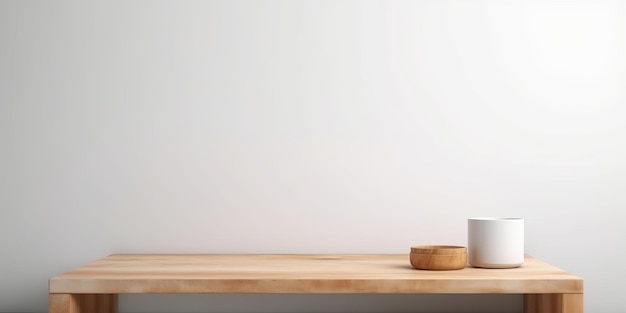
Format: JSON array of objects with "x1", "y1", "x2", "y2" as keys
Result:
[{"x1": 49, "y1": 254, "x2": 583, "y2": 294}]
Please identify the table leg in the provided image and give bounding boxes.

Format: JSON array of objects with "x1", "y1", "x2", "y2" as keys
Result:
[
  {"x1": 49, "y1": 294, "x2": 117, "y2": 313},
  {"x1": 524, "y1": 293, "x2": 583, "y2": 313}
]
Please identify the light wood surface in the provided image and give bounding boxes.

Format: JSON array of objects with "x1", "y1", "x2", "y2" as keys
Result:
[{"x1": 49, "y1": 254, "x2": 582, "y2": 294}]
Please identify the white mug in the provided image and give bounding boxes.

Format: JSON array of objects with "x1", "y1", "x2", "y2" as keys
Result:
[{"x1": 468, "y1": 217, "x2": 524, "y2": 268}]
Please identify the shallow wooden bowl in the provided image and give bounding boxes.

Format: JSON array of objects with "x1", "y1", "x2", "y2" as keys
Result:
[{"x1": 410, "y1": 245, "x2": 467, "y2": 270}]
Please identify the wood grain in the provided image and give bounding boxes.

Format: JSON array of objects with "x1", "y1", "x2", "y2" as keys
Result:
[
  {"x1": 49, "y1": 254, "x2": 583, "y2": 294},
  {"x1": 524, "y1": 293, "x2": 583, "y2": 313},
  {"x1": 49, "y1": 294, "x2": 70, "y2": 313},
  {"x1": 49, "y1": 293, "x2": 117, "y2": 313},
  {"x1": 563, "y1": 294, "x2": 584, "y2": 313}
]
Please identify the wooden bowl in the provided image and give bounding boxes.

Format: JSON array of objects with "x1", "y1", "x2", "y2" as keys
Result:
[{"x1": 410, "y1": 245, "x2": 467, "y2": 270}]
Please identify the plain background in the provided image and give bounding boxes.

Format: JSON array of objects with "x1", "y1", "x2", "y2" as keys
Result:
[{"x1": 1, "y1": 0, "x2": 625, "y2": 312}]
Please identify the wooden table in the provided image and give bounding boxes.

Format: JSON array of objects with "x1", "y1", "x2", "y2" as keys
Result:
[{"x1": 49, "y1": 254, "x2": 583, "y2": 313}]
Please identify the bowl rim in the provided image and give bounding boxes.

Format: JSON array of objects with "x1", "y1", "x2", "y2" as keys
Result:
[{"x1": 410, "y1": 245, "x2": 467, "y2": 254}]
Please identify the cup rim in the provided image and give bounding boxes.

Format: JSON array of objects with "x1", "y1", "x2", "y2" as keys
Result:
[{"x1": 468, "y1": 217, "x2": 523, "y2": 221}]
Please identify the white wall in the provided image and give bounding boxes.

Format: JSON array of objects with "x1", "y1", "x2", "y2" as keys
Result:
[{"x1": 1, "y1": 0, "x2": 625, "y2": 312}]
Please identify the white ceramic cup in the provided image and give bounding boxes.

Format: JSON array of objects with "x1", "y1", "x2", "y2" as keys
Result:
[{"x1": 468, "y1": 217, "x2": 524, "y2": 268}]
